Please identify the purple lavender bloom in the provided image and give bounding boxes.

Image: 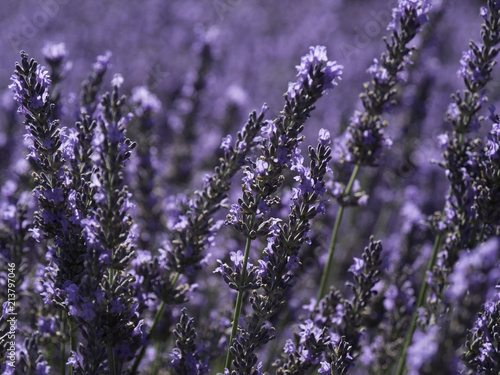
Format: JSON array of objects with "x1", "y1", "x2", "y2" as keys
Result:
[
  {"x1": 242, "y1": 169, "x2": 255, "y2": 191},
  {"x1": 318, "y1": 128, "x2": 331, "y2": 147},
  {"x1": 261, "y1": 121, "x2": 276, "y2": 139},
  {"x1": 255, "y1": 158, "x2": 269, "y2": 175},
  {"x1": 230, "y1": 250, "x2": 246, "y2": 271},
  {"x1": 318, "y1": 361, "x2": 331, "y2": 374},
  {"x1": 367, "y1": 59, "x2": 389, "y2": 84},
  {"x1": 458, "y1": 49, "x2": 482, "y2": 82},
  {"x1": 92, "y1": 51, "x2": 112, "y2": 74},
  {"x1": 37, "y1": 317, "x2": 57, "y2": 336},
  {"x1": 287, "y1": 45, "x2": 343, "y2": 99},
  {"x1": 42, "y1": 42, "x2": 67, "y2": 63},
  {"x1": 220, "y1": 134, "x2": 232, "y2": 152},
  {"x1": 9, "y1": 60, "x2": 51, "y2": 114},
  {"x1": 348, "y1": 257, "x2": 365, "y2": 276},
  {"x1": 485, "y1": 134, "x2": 499, "y2": 157}
]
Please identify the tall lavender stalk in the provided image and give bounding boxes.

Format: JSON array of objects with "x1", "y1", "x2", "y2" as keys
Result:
[
  {"x1": 397, "y1": 2, "x2": 500, "y2": 373},
  {"x1": 406, "y1": 239, "x2": 500, "y2": 374},
  {"x1": 218, "y1": 45, "x2": 343, "y2": 372},
  {"x1": 8, "y1": 52, "x2": 89, "y2": 374},
  {"x1": 317, "y1": 0, "x2": 431, "y2": 302},
  {"x1": 130, "y1": 104, "x2": 268, "y2": 374},
  {"x1": 65, "y1": 75, "x2": 143, "y2": 375}
]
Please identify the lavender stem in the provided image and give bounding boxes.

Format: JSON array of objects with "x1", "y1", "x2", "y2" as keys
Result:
[
  {"x1": 395, "y1": 231, "x2": 443, "y2": 375},
  {"x1": 130, "y1": 272, "x2": 179, "y2": 374},
  {"x1": 224, "y1": 206, "x2": 258, "y2": 370},
  {"x1": 317, "y1": 162, "x2": 361, "y2": 302}
]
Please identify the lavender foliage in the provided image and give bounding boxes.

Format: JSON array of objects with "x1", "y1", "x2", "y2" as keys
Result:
[{"x1": 1, "y1": 1, "x2": 500, "y2": 374}]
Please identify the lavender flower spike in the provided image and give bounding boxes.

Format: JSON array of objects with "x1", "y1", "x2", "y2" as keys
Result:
[
  {"x1": 288, "y1": 45, "x2": 343, "y2": 99},
  {"x1": 343, "y1": 0, "x2": 432, "y2": 166},
  {"x1": 318, "y1": 0, "x2": 431, "y2": 308},
  {"x1": 408, "y1": 238, "x2": 500, "y2": 374}
]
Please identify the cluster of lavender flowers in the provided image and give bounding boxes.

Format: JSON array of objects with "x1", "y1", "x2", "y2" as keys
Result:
[{"x1": 1, "y1": 0, "x2": 500, "y2": 374}]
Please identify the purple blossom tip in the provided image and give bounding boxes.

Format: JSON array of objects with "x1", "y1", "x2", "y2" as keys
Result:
[
  {"x1": 220, "y1": 134, "x2": 232, "y2": 152},
  {"x1": 318, "y1": 128, "x2": 331, "y2": 146},
  {"x1": 348, "y1": 257, "x2": 365, "y2": 276},
  {"x1": 367, "y1": 59, "x2": 389, "y2": 84},
  {"x1": 112, "y1": 73, "x2": 124, "y2": 88},
  {"x1": 318, "y1": 361, "x2": 331, "y2": 373},
  {"x1": 288, "y1": 45, "x2": 343, "y2": 98},
  {"x1": 93, "y1": 51, "x2": 112, "y2": 74},
  {"x1": 42, "y1": 42, "x2": 68, "y2": 62}
]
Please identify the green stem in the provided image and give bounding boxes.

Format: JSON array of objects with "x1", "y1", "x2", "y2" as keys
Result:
[
  {"x1": 129, "y1": 272, "x2": 179, "y2": 374},
  {"x1": 478, "y1": 224, "x2": 487, "y2": 243},
  {"x1": 109, "y1": 268, "x2": 115, "y2": 286},
  {"x1": 107, "y1": 267, "x2": 116, "y2": 375},
  {"x1": 317, "y1": 163, "x2": 361, "y2": 303},
  {"x1": 263, "y1": 310, "x2": 289, "y2": 370},
  {"x1": 395, "y1": 232, "x2": 442, "y2": 375},
  {"x1": 225, "y1": 212, "x2": 257, "y2": 370},
  {"x1": 107, "y1": 344, "x2": 116, "y2": 375},
  {"x1": 61, "y1": 312, "x2": 67, "y2": 375},
  {"x1": 151, "y1": 339, "x2": 165, "y2": 375},
  {"x1": 69, "y1": 318, "x2": 76, "y2": 375}
]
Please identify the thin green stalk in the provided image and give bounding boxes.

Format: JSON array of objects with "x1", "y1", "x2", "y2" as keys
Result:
[
  {"x1": 130, "y1": 272, "x2": 179, "y2": 374},
  {"x1": 151, "y1": 339, "x2": 165, "y2": 375},
  {"x1": 317, "y1": 163, "x2": 361, "y2": 303},
  {"x1": 263, "y1": 310, "x2": 289, "y2": 370},
  {"x1": 69, "y1": 318, "x2": 76, "y2": 375},
  {"x1": 61, "y1": 312, "x2": 67, "y2": 375},
  {"x1": 395, "y1": 232, "x2": 443, "y2": 375},
  {"x1": 109, "y1": 268, "x2": 115, "y2": 286},
  {"x1": 107, "y1": 267, "x2": 116, "y2": 375},
  {"x1": 107, "y1": 344, "x2": 116, "y2": 375},
  {"x1": 224, "y1": 227, "x2": 255, "y2": 370},
  {"x1": 478, "y1": 223, "x2": 487, "y2": 243}
]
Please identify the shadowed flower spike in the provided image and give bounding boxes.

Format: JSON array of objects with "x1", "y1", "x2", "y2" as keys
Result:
[{"x1": 387, "y1": 0, "x2": 431, "y2": 32}]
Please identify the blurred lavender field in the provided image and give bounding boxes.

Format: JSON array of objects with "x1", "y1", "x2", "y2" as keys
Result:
[{"x1": 1, "y1": 0, "x2": 500, "y2": 374}]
